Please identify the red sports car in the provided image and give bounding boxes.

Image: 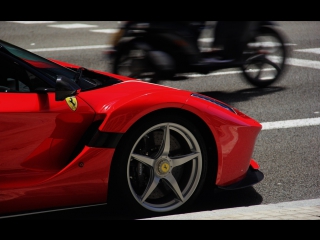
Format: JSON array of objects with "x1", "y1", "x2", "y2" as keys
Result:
[{"x1": 0, "y1": 39, "x2": 263, "y2": 218}]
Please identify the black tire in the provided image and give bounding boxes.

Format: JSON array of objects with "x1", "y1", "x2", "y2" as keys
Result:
[
  {"x1": 112, "y1": 41, "x2": 161, "y2": 83},
  {"x1": 107, "y1": 114, "x2": 208, "y2": 217},
  {"x1": 241, "y1": 26, "x2": 287, "y2": 88}
]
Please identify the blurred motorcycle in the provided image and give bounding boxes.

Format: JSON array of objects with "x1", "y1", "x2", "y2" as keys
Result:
[{"x1": 105, "y1": 21, "x2": 288, "y2": 88}]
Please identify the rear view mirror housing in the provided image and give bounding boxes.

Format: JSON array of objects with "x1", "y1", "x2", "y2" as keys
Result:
[{"x1": 55, "y1": 75, "x2": 81, "y2": 101}]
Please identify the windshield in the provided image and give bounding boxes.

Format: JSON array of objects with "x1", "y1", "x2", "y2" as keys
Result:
[
  {"x1": 0, "y1": 40, "x2": 76, "y2": 81},
  {"x1": 0, "y1": 39, "x2": 121, "y2": 91}
]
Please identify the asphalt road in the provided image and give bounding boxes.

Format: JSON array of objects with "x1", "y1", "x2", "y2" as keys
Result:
[{"x1": 1, "y1": 21, "x2": 319, "y2": 220}]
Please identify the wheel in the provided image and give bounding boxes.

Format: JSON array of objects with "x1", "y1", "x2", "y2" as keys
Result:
[
  {"x1": 107, "y1": 114, "x2": 208, "y2": 216},
  {"x1": 112, "y1": 41, "x2": 161, "y2": 83},
  {"x1": 241, "y1": 26, "x2": 287, "y2": 88}
]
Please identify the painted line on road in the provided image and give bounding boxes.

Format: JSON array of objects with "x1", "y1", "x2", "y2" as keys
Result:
[
  {"x1": 7, "y1": 21, "x2": 57, "y2": 24},
  {"x1": 295, "y1": 48, "x2": 320, "y2": 54},
  {"x1": 28, "y1": 45, "x2": 110, "y2": 52},
  {"x1": 261, "y1": 117, "x2": 320, "y2": 130},
  {"x1": 199, "y1": 38, "x2": 297, "y2": 46},
  {"x1": 286, "y1": 58, "x2": 320, "y2": 70},
  {"x1": 47, "y1": 23, "x2": 98, "y2": 29},
  {"x1": 90, "y1": 29, "x2": 119, "y2": 34},
  {"x1": 184, "y1": 57, "x2": 320, "y2": 77}
]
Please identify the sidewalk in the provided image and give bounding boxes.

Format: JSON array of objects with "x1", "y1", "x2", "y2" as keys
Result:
[{"x1": 140, "y1": 198, "x2": 320, "y2": 220}]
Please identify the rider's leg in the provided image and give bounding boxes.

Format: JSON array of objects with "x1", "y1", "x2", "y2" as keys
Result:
[{"x1": 212, "y1": 21, "x2": 259, "y2": 60}]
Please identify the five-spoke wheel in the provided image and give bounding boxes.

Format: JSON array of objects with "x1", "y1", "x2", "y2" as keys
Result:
[{"x1": 108, "y1": 114, "x2": 208, "y2": 215}]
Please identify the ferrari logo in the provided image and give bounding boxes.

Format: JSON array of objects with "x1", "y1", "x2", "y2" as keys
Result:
[
  {"x1": 160, "y1": 162, "x2": 170, "y2": 173},
  {"x1": 66, "y1": 96, "x2": 78, "y2": 111}
]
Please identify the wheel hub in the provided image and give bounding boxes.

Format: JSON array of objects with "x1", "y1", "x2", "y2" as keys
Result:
[{"x1": 155, "y1": 158, "x2": 172, "y2": 176}]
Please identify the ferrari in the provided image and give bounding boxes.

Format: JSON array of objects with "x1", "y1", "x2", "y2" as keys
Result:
[{"x1": 0, "y1": 39, "x2": 264, "y2": 218}]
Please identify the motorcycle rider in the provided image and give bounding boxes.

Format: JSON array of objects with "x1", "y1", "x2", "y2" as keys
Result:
[
  {"x1": 162, "y1": 21, "x2": 260, "y2": 71},
  {"x1": 207, "y1": 21, "x2": 260, "y2": 62},
  {"x1": 109, "y1": 21, "x2": 287, "y2": 87}
]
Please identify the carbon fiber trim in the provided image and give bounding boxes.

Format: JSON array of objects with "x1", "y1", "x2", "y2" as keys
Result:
[{"x1": 88, "y1": 131, "x2": 124, "y2": 148}]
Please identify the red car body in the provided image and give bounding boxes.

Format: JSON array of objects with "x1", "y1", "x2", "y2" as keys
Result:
[{"x1": 0, "y1": 39, "x2": 263, "y2": 217}]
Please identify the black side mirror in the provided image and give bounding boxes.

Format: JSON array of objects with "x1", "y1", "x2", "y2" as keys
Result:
[
  {"x1": 55, "y1": 75, "x2": 81, "y2": 101},
  {"x1": 0, "y1": 86, "x2": 11, "y2": 92}
]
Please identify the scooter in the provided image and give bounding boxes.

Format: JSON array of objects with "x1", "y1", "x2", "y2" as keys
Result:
[{"x1": 105, "y1": 21, "x2": 288, "y2": 88}]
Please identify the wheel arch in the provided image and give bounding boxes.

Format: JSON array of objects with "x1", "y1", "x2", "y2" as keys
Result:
[{"x1": 111, "y1": 107, "x2": 218, "y2": 185}]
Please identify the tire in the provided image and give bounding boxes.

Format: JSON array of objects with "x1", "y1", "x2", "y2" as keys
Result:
[
  {"x1": 112, "y1": 41, "x2": 161, "y2": 83},
  {"x1": 107, "y1": 114, "x2": 208, "y2": 217},
  {"x1": 241, "y1": 26, "x2": 287, "y2": 88}
]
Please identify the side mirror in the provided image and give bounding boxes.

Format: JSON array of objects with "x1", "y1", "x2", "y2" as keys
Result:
[
  {"x1": 0, "y1": 86, "x2": 11, "y2": 92},
  {"x1": 55, "y1": 75, "x2": 81, "y2": 101}
]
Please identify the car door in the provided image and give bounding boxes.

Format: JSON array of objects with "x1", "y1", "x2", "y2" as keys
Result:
[{"x1": 0, "y1": 61, "x2": 95, "y2": 188}]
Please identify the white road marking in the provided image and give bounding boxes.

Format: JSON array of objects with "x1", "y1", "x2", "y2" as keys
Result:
[
  {"x1": 261, "y1": 117, "x2": 320, "y2": 130},
  {"x1": 28, "y1": 45, "x2": 109, "y2": 52},
  {"x1": 179, "y1": 70, "x2": 243, "y2": 78},
  {"x1": 183, "y1": 57, "x2": 320, "y2": 77},
  {"x1": 7, "y1": 21, "x2": 57, "y2": 24},
  {"x1": 199, "y1": 38, "x2": 296, "y2": 46},
  {"x1": 295, "y1": 48, "x2": 320, "y2": 54},
  {"x1": 286, "y1": 58, "x2": 320, "y2": 70},
  {"x1": 198, "y1": 38, "x2": 213, "y2": 43},
  {"x1": 47, "y1": 23, "x2": 98, "y2": 29},
  {"x1": 90, "y1": 29, "x2": 119, "y2": 33},
  {"x1": 260, "y1": 56, "x2": 320, "y2": 70}
]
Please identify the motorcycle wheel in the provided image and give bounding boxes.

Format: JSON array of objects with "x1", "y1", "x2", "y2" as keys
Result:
[
  {"x1": 241, "y1": 26, "x2": 287, "y2": 88},
  {"x1": 112, "y1": 41, "x2": 175, "y2": 83},
  {"x1": 107, "y1": 113, "x2": 208, "y2": 217}
]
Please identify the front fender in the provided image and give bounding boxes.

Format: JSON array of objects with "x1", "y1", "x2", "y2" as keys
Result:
[
  {"x1": 78, "y1": 81, "x2": 191, "y2": 134},
  {"x1": 99, "y1": 88, "x2": 190, "y2": 133}
]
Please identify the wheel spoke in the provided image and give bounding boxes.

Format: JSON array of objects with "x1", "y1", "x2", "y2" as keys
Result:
[
  {"x1": 263, "y1": 57, "x2": 281, "y2": 72},
  {"x1": 163, "y1": 173, "x2": 184, "y2": 202},
  {"x1": 150, "y1": 124, "x2": 171, "y2": 159},
  {"x1": 254, "y1": 63, "x2": 263, "y2": 80},
  {"x1": 172, "y1": 152, "x2": 200, "y2": 167},
  {"x1": 162, "y1": 124, "x2": 171, "y2": 156},
  {"x1": 140, "y1": 175, "x2": 160, "y2": 202},
  {"x1": 131, "y1": 153, "x2": 154, "y2": 167}
]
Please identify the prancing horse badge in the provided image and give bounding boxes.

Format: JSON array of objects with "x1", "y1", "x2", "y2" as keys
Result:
[{"x1": 66, "y1": 96, "x2": 78, "y2": 111}]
